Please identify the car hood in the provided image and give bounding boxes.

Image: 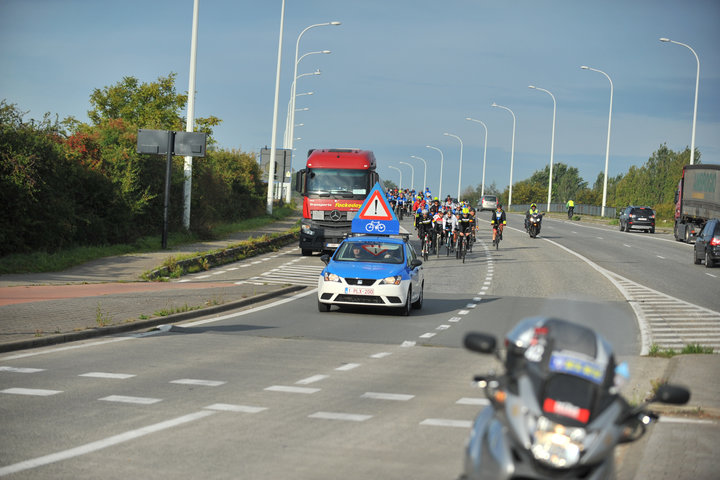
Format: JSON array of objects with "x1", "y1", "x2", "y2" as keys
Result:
[{"x1": 327, "y1": 261, "x2": 406, "y2": 279}]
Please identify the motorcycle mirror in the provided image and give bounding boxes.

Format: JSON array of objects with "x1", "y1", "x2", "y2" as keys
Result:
[
  {"x1": 651, "y1": 384, "x2": 691, "y2": 405},
  {"x1": 464, "y1": 333, "x2": 497, "y2": 354}
]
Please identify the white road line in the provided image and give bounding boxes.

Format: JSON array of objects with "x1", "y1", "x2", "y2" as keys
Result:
[
  {"x1": 370, "y1": 352, "x2": 392, "y2": 358},
  {"x1": 264, "y1": 385, "x2": 320, "y2": 394},
  {"x1": 401, "y1": 341, "x2": 416, "y2": 347},
  {"x1": 99, "y1": 395, "x2": 162, "y2": 405},
  {"x1": 170, "y1": 379, "x2": 226, "y2": 387},
  {"x1": 448, "y1": 317, "x2": 461, "y2": 322},
  {"x1": 466, "y1": 303, "x2": 477, "y2": 308},
  {"x1": 659, "y1": 417, "x2": 716, "y2": 425},
  {"x1": 458, "y1": 310, "x2": 470, "y2": 315},
  {"x1": 456, "y1": 397, "x2": 490, "y2": 406},
  {"x1": 0, "y1": 337, "x2": 131, "y2": 361},
  {"x1": 1, "y1": 388, "x2": 61, "y2": 396},
  {"x1": 296, "y1": 374, "x2": 329, "y2": 385},
  {"x1": 0, "y1": 367, "x2": 45, "y2": 373},
  {"x1": 79, "y1": 372, "x2": 135, "y2": 379},
  {"x1": 195, "y1": 275, "x2": 211, "y2": 279},
  {"x1": 420, "y1": 418, "x2": 472, "y2": 428},
  {"x1": 362, "y1": 392, "x2": 414, "y2": 401},
  {"x1": 335, "y1": 363, "x2": 361, "y2": 371},
  {"x1": 419, "y1": 333, "x2": 436, "y2": 339},
  {"x1": 309, "y1": 412, "x2": 372, "y2": 422},
  {"x1": 0, "y1": 410, "x2": 215, "y2": 477},
  {"x1": 204, "y1": 404, "x2": 267, "y2": 413},
  {"x1": 436, "y1": 325, "x2": 451, "y2": 330},
  {"x1": 657, "y1": 255, "x2": 665, "y2": 259}
]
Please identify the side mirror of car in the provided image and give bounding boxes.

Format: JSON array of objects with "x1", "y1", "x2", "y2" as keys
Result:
[
  {"x1": 410, "y1": 259, "x2": 423, "y2": 268},
  {"x1": 320, "y1": 254, "x2": 330, "y2": 265}
]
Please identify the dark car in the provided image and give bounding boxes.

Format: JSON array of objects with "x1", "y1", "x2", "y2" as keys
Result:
[
  {"x1": 619, "y1": 206, "x2": 655, "y2": 233},
  {"x1": 693, "y1": 218, "x2": 720, "y2": 268}
]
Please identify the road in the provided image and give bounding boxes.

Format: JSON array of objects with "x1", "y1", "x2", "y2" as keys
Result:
[{"x1": 1, "y1": 214, "x2": 718, "y2": 479}]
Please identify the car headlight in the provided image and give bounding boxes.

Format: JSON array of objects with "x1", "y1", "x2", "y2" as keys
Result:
[
  {"x1": 302, "y1": 223, "x2": 314, "y2": 236},
  {"x1": 529, "y1": 415, "x2": 586, "y2": 468},
  {"x1": 379, "y1": 275, "x2": 401, "y2": 285},
  {"x1": 323, "y1": 272, "x2": 341, "y2": 282}
]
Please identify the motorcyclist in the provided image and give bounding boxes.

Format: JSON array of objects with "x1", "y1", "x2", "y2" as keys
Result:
[{"x1": 524, "y1": 203, "x2": 540, "y2": 231}]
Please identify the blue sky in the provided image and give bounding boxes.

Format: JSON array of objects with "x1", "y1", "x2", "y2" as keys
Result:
[{"x1": 2, "y1": 0, "x2": 719, "y2": 199}]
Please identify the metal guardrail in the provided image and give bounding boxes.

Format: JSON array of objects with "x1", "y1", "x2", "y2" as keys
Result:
[{"x1": 508, "y1": 203, "x2": 616, "y2": 218}]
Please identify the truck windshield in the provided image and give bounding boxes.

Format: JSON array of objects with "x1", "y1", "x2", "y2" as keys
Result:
[{"x1": 307, "y1": 168, "x2": 370, "y2": 196}]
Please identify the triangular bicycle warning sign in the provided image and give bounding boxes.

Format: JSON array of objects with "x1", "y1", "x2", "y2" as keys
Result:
[
  {"x1": 358, "y1": 190, "x2": 393, "y2": 220},
  {"x1": 351, "y1": 182, "x2": 400, "y2": 235}
]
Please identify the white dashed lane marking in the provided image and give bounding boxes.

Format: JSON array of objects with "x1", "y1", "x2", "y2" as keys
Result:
[
  {"x1": 362, "y1": 392, "x2": 414, "y2": 401},
  {"x1": 170, "y1": 379, "x2": 226, "y2": 387},
  {"x1": 0, "y1": 367, "x2": 45, "y2": 373},
  {"x1": 204, "y1": 404, "x2": 267, "y2": 413},
  {"x1": 79, "y1": 372, "x2": 135, "y2": 379},
  {"x1": 264, "y1": 385, "x2": 320, "y2": 394},
  {"x1": 1, "y1": 388, "x2": 61, "y2": 396},
  {"x1": 100, "y1": 395, "x2": 162, "y2": 405},
  {"x1": 309, "y1": 412, "x2": 372, "y2": 422}
]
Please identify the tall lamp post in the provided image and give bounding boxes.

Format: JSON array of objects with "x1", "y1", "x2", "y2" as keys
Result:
[
  {"x1": 286, "y1": 51, "x2": 329, "y2": 147},
  {"x1": 398, "y1": 161, "x2": 415, "y2": 191},
  {"x1": 660, "y1": 37, "x2": 700, "y2": 165},
  {"x1": 528, "y1": 86, "x2": 556, "y2": 212},
  {"x1": 426, "y1": 145, "x2": 444, "y2": 200},
  {"x1": 465, "y1": 117, "x2": 488, "y2": 198},
  {"x1": 409, "y1": 155, "x2": 427, "y2": 194},
  {"x1": 388, "y1": 165, "x2": 402, "y2": 191},
  {"x1": 581, "y1": 65, "x2": 613, "y2": 217},
  {"x1": 491, "y1": 102, "x2": 516, "y2": 209},
  {"x1": 444, "y1": 133, "x2": 464, "y2": 201},
  {"x1": 182, "y1": 0, "x2": 200, "y2": 228},
  {"x1": 266, "y1": 0, "x2": 286, "y2": 214}
]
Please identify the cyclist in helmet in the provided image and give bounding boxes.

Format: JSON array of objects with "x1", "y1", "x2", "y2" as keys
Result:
[
  {"x1": 457, "y1": 207, "x2": 475, "y2": 252},
  {"x1": 525, "y1": 202, "x2": 540, "y2": 231},
  {"x1": 491, "y1": 203, "x2": 506, "y2": 243},
  {"x1": 417, "y1": 209, "x2": 434, "y2": 252}
]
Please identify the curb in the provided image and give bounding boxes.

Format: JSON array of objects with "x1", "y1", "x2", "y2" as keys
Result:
[
  {"x1": 145, "y1": 231, "x2": 300, "y2": 281},
  {"x1": 0, "y1": 284, "x2": 307, "y2": 354}
]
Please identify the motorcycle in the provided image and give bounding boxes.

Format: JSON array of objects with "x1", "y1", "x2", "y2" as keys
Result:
[
  {"x1": 527, "y1": 212, "x2": 543, "y2": 238},
  {"x1": 459, "y1": 317, "x2": 690, "y2": 480}
]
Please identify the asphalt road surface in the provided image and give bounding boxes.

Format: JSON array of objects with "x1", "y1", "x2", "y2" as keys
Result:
[{"x1": 1, "y1": 215, "x2": 718, "y2": 479}]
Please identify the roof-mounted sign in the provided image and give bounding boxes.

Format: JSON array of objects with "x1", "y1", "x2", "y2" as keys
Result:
[{"x1": 351, "y1": 182, "x2": 400, "y2": 235}]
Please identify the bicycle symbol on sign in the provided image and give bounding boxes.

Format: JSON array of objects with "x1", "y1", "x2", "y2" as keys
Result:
[{"x1": 364, "y1": 220, "x2": 386, "y2": 233}]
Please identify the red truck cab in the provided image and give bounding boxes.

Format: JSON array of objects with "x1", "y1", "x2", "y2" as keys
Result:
[{"x1": 295, "y1": 149, "x2": 380, "y2": 255}]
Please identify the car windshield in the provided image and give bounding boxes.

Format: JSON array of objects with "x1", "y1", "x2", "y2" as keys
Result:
[
  {"x1": 307, "y1": 168, "x2": 370, "y2": 196},
  {"x1": 631, "y1": 208, "x2": 653, "y2": 215},
  {"x1": 335, "y1": 242, "x2": 405, "y2": 264},
  {"x1": 484, "y1": 196, "x2": 497, "y2": 202}
]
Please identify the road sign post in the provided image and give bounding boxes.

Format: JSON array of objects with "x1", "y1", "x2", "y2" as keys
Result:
[{"x1": 137, "y1": 129, "x2": 207, "y2": 249}]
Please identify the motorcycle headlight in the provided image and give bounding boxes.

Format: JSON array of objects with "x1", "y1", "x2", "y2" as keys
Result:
[
  {"x1": 323, "y1": 272, "x2": 341, "y2": 282},
  {"x1": 380, "y1": 275, "x2": 401, "y2": 285},
  {"x1": 530, "y1": 416, "x2": 586, "y2": 468}
]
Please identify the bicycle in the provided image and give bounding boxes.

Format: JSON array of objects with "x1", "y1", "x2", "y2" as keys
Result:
[
  {"x1": 457, "y1": 232, "x2": 469, "y2": 262},
  {"x1": 435, "y1": 230, "x2": 443, "y2": 258},
  {"x1": 492, "y1": 225, "x2": 503, "y2": 250},
  {"x1": 422, "y1": 232, "x2": 431, "y2": 261},
  {"x1": 445, "y1": 230, "x2": 454, "y2": 256}
]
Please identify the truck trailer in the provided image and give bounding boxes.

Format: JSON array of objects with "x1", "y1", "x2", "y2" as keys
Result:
[
  {"x1": 295, "y1": 149, "x2": 380, "y2": 255},
  {"x1": 674, "y1": 164, "x2": 720, "y2": 242}
]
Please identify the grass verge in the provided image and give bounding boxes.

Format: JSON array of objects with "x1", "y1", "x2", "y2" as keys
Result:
[{"x1": 0, "y1": 205, "x2": 297, "y2": 275}]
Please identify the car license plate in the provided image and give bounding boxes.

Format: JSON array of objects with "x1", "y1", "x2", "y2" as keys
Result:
[
  {"x1": 638, "y1": 217, "x2": 647, "y2": 221},
  {"x1": 326, "y1": 243, "x2": 340, "y2": 248},
  {"x1": 345, "y1": 287, "x2": 374, "y2": 295}
]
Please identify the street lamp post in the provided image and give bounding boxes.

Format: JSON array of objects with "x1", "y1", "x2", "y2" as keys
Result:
[
  {"x1": 388, "y1": 165, "x2": 402, "y2": 191},
  {"x1": 660, "y1": 37, "x2": 700, "y2": 165},
  {"x1": 425, "y1": 145, "x2": 444, "y2": 200},
  {"x1": 266, "y1": 0, "x2": 286, "y2": 214},
  {"x1": 398, "y1": 161, "x2": 415, "y2": 191},
  {"x1": 491, "y1": 103, "x2": 516, "y2": 209},
  {"x1": 581, "y1": 66, "x2": 613, "y2": 217},
  {"x1": 444, "y1": 133, "x2": 464, "y2": 201},
  {"x1": 285, "y1": 51, "x2": 329, "y2": 147},
  {"x1": 409, "y1": 155, "x2": 427, "y2": 194},
  {"x1": 284, "y1": 91, "x2": 312, "y2": 147},
  {"x1": 528, "y1": 86, "x2": 556, "y2": 212},
  {"x1": 465, "y1": 118, "x2": 488, "y2": 198}
]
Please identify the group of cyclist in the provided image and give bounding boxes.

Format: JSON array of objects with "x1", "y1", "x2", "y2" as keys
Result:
[{"x1": 386, "y1": 187, "x2": 508, "y2": 256}]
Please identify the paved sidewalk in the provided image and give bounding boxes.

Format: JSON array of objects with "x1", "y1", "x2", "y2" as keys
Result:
[{"x1": 0, "y1": 213, "x2": 303, "y2": 352}]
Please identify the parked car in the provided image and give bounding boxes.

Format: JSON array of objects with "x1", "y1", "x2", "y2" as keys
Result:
[
  {"x1": 478, "y1": 195, "x2": 498, "y2": 211},
  {"x1": 317, "y1": 235, "x2": 424, "y2": 315},
  {"x1": 693, "y1": 218, "x2": 720, "y2": 267},
  {"x1": 619, "y1": 206, "x2": 655, "y2": 233}
]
